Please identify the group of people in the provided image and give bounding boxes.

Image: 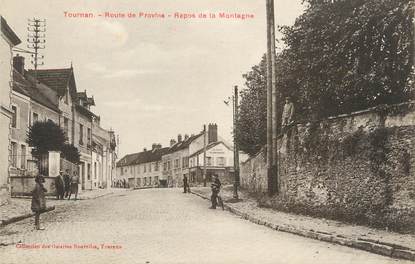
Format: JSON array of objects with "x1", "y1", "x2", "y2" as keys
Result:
[{"x1": 54, "y1": 169, "x2": 80, "y2": 201}]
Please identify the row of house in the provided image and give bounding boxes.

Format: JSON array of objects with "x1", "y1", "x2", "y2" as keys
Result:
[
  {"x1": 116, "y1": 124, "x2": 235, "y2": 188},
  {"x1": 0, "y1": 16, "x2": 117, "y2": 205}
]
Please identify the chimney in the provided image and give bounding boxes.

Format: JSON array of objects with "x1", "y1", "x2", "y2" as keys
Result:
[
  {"x1": 13, "y1": 54, "x2": 25, "y2": 74},
  {"x1": 184, "y1": 134, "x2": 189, "y2": 140},
  {"x1": 143, "y1": 148, "x2": 147, "y2": 152},
  {"x1": 208, "y1": 123, "x2": 218, "y2": 144},
  {"x1": 152, "y1": 143, "x2": 157, "y2": 150},
  {"x1": 170, "y1": 139, "x2": 176, "y2": 146},
  {"x1": 178, "y1": 134, "x2": 182, "y2": 143}
]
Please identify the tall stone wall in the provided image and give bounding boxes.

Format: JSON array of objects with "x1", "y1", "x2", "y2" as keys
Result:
[{"x1": 240, "y1": 102, "x2": 415, "y2": 232}]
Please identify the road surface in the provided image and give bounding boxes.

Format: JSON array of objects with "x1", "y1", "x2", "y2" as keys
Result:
[{"x1": 0, "y1": 189, "x2": 410, "y2": 264}]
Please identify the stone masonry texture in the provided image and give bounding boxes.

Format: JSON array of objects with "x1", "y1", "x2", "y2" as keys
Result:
[{"x1": 240, "y1": 102, "x2": 415, "y2": 232}]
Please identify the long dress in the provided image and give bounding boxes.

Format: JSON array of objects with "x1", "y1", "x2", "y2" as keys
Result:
[{"x1": 31, "y1": 182, "x2": 46, "y2": 212}]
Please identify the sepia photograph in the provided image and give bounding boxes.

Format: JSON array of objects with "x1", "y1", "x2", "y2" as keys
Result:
[{"x1": 0, "y1": 0, "x2": 414, "y2": 263}]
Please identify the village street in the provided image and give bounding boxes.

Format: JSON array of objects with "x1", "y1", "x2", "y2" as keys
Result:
[{"x1": 0, "y1": 189, "x2": 410, "y2": 264}]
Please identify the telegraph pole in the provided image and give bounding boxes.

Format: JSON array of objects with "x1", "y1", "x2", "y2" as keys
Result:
[
  {"x1": 27, "y1": 18, "x2": 46, "y2": 86},
  {"x1": 233, "y1": 86, "x2": 240, "y2": 199},
  {"x1": 203, "y1": 124, "x2": 207, "y2": 187},
  {"x1": 266, "y1": 0, "x2": 278, "y2": 195}
]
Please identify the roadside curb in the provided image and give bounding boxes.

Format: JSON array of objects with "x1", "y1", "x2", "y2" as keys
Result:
[
  {"x1": 190, "y1": 191, "x2": 415, "y2": 261},
  {"x1": 0, "y1": 206, "x2": 55, "y2": 227}
]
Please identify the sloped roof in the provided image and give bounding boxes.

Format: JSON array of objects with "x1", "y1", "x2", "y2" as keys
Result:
[
  {"x1": 0, "y1": 16, "x2": 21, "y2": 46},
  {"x1": 117, "y1": 147, "x2": 169, "y2": 167},
  {"x1": 27, "y1": 68, "x2": 73, "y2": 97},
  {"x1": 188, "y1": 141, "x2": 231, "y2": 158},
  {"x1": 167, "y1": 133, "x2": 203, "y2": 154},
  {"x1": 12, "y1": 69, "x2": 60, "y2": 112}
]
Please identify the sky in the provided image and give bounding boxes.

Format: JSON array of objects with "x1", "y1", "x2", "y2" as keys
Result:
[{"x1": 1, "y1": 0, "x2": 304, "y2": 158}]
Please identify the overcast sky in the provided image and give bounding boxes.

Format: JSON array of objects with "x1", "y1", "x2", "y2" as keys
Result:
[{"x1": 1, "y1": 0, "x2": 304, "y2": 157}]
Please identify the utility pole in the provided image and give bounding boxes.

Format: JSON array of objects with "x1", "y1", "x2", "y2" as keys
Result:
[
  {"x1": 266, "y1": 0, "x2": 278, "y2": 195},
  {"x1": 203, "y1": 124, "x2": 207, "y2": 187},
  {"x1": 27, "y1": 18, "x2": 46, "y2": 86},
  {"x1": 233, "y1": 86, "x2": 240, "y2": 199}
]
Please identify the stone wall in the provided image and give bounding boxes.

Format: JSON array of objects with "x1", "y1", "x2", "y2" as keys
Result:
[
  {"x1": 10, "y1": 176, "x2": 59, "y2": 196},
  {"x1": 240, "y1": 102, "x2": 415, "y2": 232}
]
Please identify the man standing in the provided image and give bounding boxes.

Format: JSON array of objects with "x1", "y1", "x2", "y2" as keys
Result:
[
  {"x1": 209, "y1": 174, "x2": 221, "y2": 209},
  {"x1": 55, "y1": 171, "x2": 65, "y2": 200},
  {"x1": 63, "y1": 169, "x2": 71, "y2": 198},
  {"x1": 183, "y1": 175, "x2": 189, "y2": 193},
  {"x1": 281, "y1": 96, "x2": 295, "y2": 128}
]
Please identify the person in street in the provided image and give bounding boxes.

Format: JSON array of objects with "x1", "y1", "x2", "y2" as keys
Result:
[
  {"x1": 209, "y1": 174, "x2": 222, "y2": 209},
  {"x1": 63, "y1": 169, "x2": 71, "y2": 198},
  {"x1": 55, "y1": 171, "x2": 65, "y2": 200},
  {"x1": 281, "y1": 96, "x2": 295, "y2": 128},
  {"x1": 31, "y1": 175, "x2": 47, "y2": 230},
  {"x1": 183, "y1": 175, "x2": 189, "y2": 193},
  {"x1": 68, "y1": 170, "x2": 80, "y2": 201}
]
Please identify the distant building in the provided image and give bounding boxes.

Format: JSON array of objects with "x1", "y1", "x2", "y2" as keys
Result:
[
  {"x1": 0, "y1": 16, "x2": 21, "y2": 205},
  {"x1": 116, "y1": 144, "x2": 168, "y2": 188},
  {"x1": 188, "y1": 141, "x2": 234, "y2": 184}
]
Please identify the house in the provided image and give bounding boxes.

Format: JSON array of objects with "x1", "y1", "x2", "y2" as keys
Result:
[
  {"x1": 0, "y1": 16, "x2": 21, "y2": 205},
  {"x1": 116, "y1": 144, "x2": 168, "y2": 188},
  {"x1": 188, "y1": 141, "x2": 234, "y2": 184},
  {"x1": 10, "y1": 55, "x2": 61, "y2": 176},
  {"x1": 161, "y1": 123, "x2": 232, "y2": 187}
]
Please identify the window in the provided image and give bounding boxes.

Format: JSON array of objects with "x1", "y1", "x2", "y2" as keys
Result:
[
  {"x1": 79, "y1": 124, "x2": 84, "y2": 145},
  {"x1": 136, "y1": 165, "x2": 140, "y2": 175},
  {"x1": 182, "y1": 157, "x2": 187, "y2": 168},
  {"x1": 33, "y1": 112, "x2": 39, "y2": 124},
  {"x1": 11, "y1": 105, "x2": 17, "y2": 128},
  {"x1": 11, "y1": 142, "x2": 17, "y2": 167},
  {"x1": 206, "y1": 157, "x2": 212, "y2": 166},
  {"x1": 190, "y1": 159, "x2": 193, "y2": 168},
  {"x1": 64, "y1": 117, "x2": 69, "y2": 136},
  {"x1": 144, "y1": 177, "x2": 147, "y2": 186},
  {"x1": 174, "y1": 159, "x2": 179, "y2": 168},
  {"x1": 149, "y1": 163, "x2": 152, "y2": 172},
  {"x1": 155, "y1": 162, "x2": 159, "y2": 172},
  {"x1": 87, "y1": 128, "x2": 91, "y2": 147},
  {"x1": 94, "y1": 162, "x2": 97, "y2": 179},
  {"x1": 87, "y1": 163, "x2": 91, "y2": 180},
  {"x1": 167, "y1": 161, "x2": 171, "y2": 170},
  {"x1": 154, "y1": 176, "x2": 159, "y2": 184},
  {"x1": 120, "y1": 167, "x2": 124, "y2": 176},
  {"x1": 217, "y1": 157, "x2": 225, "y2": 167},
  {"x1": 149, "y1": 177, "x2": 152, "y2": 185},
  {"x1": 143, "y1": 164, "x2": 146, "y2": 173},
  {"x1": 20, "y1": 145, "x2": 26, "y2": 169}
]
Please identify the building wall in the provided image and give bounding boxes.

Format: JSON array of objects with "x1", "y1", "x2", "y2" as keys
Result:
[
  {"x1": 58, "y1": 88, "x2": 74, "y2": 143},
  {"x1": 240, "y1": 102, "x2": 415, "y2": 232},
  {"x1": 74, "y1": 111, "x2": 92, "y2": 190},
  {"x1": 0, "y1": 30, "x2": 13, "y2": 205},
  {"x1": 10, "y1": 91, "x2": 30, "y2": 172}
]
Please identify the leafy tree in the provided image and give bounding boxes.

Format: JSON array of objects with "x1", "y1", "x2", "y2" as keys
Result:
[
  {"x1": 236, "y1": 0, "x2": 414, "y2": 156},
  {"x1": 27, "y1": 120, "x2": 66, "y2": 159},
  {"x1": 61, "y1": 143, "x2": 81, "y2": 164},
  {"x1": 279, "y1": 0, "x2": 414, "y2": 120},
  {"x1": 236, "y1": 55, "x2": 267, "y2": 156}
]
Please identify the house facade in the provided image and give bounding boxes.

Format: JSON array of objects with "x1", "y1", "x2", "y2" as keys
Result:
[
  {"x1": 116, "y1": 144, "x2": 168, "y2": 188},
  {"x1": 0, "y1": 16, "x2": 21, "y2": 205}
]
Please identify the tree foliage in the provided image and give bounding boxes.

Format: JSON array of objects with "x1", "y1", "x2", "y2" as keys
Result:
[
  {"x1": 236, "y1": 0, "x2": 414, "y2": 156},
  {"x1": 27, "y1": 120, "x2": 66, "y2": 159},
  {"x1": 61, "y1": 144, "x2": 81, "y2": 164}
]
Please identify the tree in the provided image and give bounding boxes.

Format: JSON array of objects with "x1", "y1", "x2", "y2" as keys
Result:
[
  {"x1": 61, "y1": 143, "x2": 81, "y2": 164},
  {"x1": 235, "y1": 55, "x2": 267, "y2": 156},
  {"x1": 279, "y1": 0, "x2": 414, "y2": 120},
  {"x1": 27, "y1": 120, "x2": 66, "y2": 159}
]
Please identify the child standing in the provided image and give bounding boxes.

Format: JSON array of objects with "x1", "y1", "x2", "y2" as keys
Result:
[{"x1": 31, "y1": 175, "x2": 47, "y2": 230}]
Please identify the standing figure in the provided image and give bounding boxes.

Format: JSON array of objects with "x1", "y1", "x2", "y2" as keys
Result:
[
  {"x1": 281, "y1": 96, "x2": 295, "y2": 128},
  {"x1": 31, "y1": 175, "x2": 47, "y2": 230},
  {"x1": 63, "y1": 169, "x2": 71, "y2": 198},
  {"x1": 68, "y1": 171, "x2": 80, "y2": 201},
  {"x1": 183, "y1": 175, "x2": 189, "y2": 193},
  {"x1": 55, "y1": 171, "x2": 65, "y2": 200},
  {"x1": 209, "y1": 174, "x2": 222, "y2": 209}
]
